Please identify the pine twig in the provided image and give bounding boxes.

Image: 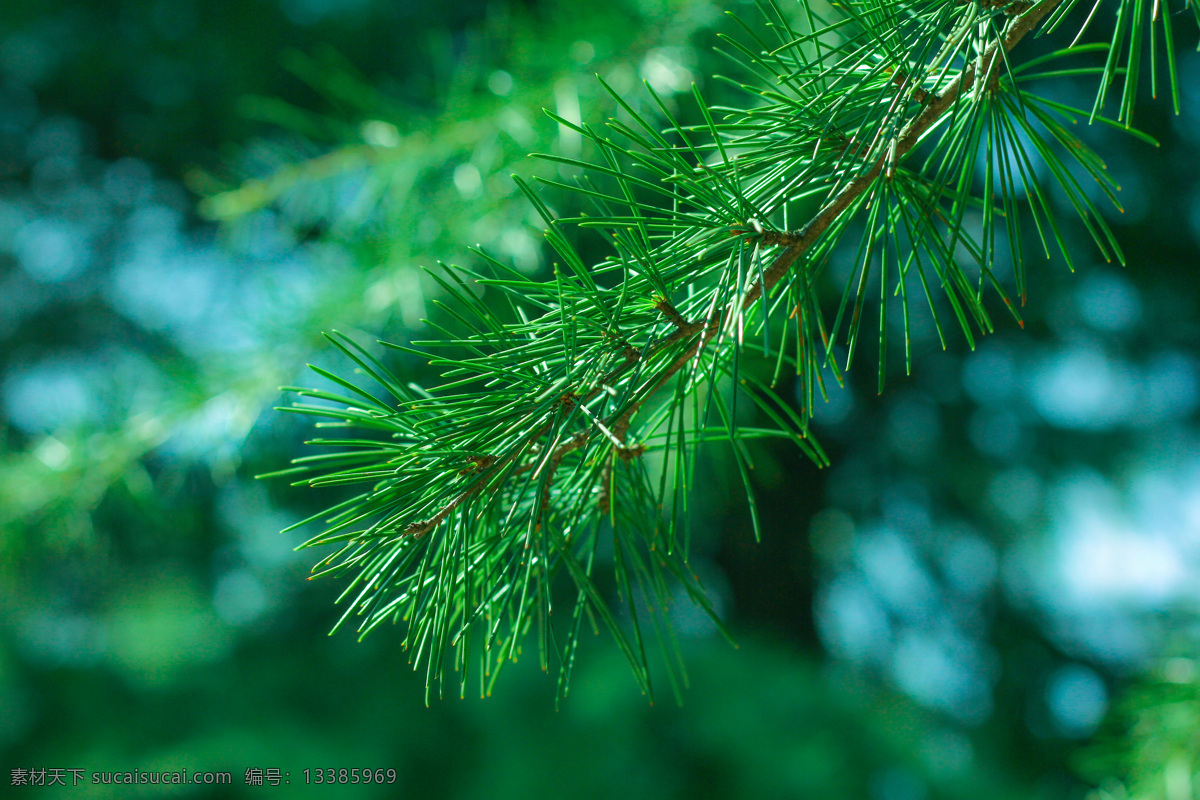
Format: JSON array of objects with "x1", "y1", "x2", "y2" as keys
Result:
[{"x1": 612, "y1": 0, "x2": 1065, "y2": 432}]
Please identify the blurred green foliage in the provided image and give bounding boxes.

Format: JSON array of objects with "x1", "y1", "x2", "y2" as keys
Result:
[{"x1": 1080, "y1": 659, "x2": 1200, "y2": 800}]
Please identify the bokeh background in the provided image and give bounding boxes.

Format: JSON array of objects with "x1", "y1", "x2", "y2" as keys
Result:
[{"x1": 2, "y1": 0, "x2": 1199, "y2": 797}]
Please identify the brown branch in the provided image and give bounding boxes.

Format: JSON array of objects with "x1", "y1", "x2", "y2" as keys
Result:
[
  {"x1": 458, "y1": 454, "x2": 495, "y2": 476},
  {"x1": 757, "y1": 230, "x2": 805, "y2": 248},
  {"x1": 404, "y1": 488, "x2": 473, "y2": 539},
  {"x1": 890, "y1": 68, "x2": 933, "y2": 105},
  {"x1": 653, "y1": 296, "x2": 692, "y2": 330}
]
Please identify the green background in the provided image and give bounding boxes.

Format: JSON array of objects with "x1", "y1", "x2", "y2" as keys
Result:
[{"x1": 2, "y1": 0, "x2": 1199, "y2": 796}]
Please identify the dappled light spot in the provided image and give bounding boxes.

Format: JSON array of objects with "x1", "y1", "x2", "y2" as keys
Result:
[
  {"x1": 890, "y1": 629, "x2": 996, "y2": 724},
  {"x1": 967, "y1": 406, "x2": 1028, "y2": 461},
  {"x1": 13, "y1": 217, "x2": 88, "y2": 283},
  {"x1": 1076, "y1": 272, "x2": 1142, "y2": 333},
  {"x1": 986, "y1": 467, "x2": 1043, "y2": 523},
  {"x1": 961, "y1": 342, "x2": 1016, "y2": 407},
  {"x1": 640, "y1": 48, "x2": 694, "y2": 95},
  {"x1": 2, "y1": 355, "x2": 97, "y2": 433},
  {"x1": 213, "y1": 569, "x2": 269, "y2": 626},
  {"x1": 1046, "y1": 663, "x2": 1107, "y2": 738},
  {"x1": 817, "y1": 573, "x2": 892, "y2": 662},
  {"x1": 1027, "y1": 344, "x2": 1136, "y2": 428}
]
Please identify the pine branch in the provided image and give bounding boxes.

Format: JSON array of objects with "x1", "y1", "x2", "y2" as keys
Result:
[
  {"x1": 267, "y1": 0, "x2": 1182, "y2": 700},
  {"x1": 592, "y1": 0, "x2": 1065, "y2": 455},
  {"x1": 745, "y1": 0, "x2": 1062, "y2": 309}
]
